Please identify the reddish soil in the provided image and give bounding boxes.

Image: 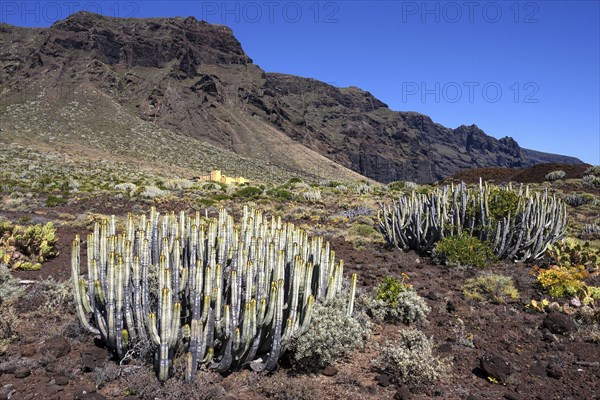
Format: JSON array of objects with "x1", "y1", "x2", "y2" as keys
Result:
[{"x1": 1, "y1": 198, "x2": 599, "y2": 400}]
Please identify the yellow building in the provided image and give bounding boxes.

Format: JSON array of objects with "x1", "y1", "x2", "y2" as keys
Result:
[{"x1": 199, "y1": 170, "x2": 248, "y2": 185}]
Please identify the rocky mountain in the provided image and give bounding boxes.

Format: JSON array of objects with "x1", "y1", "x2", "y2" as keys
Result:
[{"x1": 0, "y1": 12, "x2": 583, "y2": 183}]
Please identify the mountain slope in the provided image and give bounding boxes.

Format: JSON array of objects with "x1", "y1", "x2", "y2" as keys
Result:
[{"x1": 0, "y1": 12, "x2": 583, "y2": 183}]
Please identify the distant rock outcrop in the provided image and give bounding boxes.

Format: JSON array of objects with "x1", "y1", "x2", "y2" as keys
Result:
[{"x1": 0, "y1": 12, "x2": 583, "y2": 183}]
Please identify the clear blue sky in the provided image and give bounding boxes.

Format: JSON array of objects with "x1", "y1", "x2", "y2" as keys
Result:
[{"x1": 2, "y1": 1, "x2": 599, "y2": 164}]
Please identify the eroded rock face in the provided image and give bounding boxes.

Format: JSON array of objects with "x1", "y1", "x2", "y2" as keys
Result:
[
  {"x1": 45, "y1": 12, "x2": 251, "y2": 69},
  {"x1": 0, "y1": 12, "x2": 582, "y2": 183}
]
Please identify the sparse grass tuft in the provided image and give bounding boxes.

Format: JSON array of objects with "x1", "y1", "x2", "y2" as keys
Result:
[{"x1": 462, "y1": 273, "x2": 519, "y2": 303}]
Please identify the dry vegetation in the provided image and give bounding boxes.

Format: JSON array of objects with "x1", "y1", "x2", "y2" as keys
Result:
[{"x1": 0, "y1": 163, "x2": 599, "y2": 400}]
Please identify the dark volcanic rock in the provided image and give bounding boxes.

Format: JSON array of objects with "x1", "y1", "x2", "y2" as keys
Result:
[
  {"x1": 321, "y1": 365, "x2": 338, "y2": 376},
  {"x1": 81, "y1": 346, "x2": 107, "y2": 372},
  {"x1": 13, "y1": 367, "x2": 31, "y2": 378},
  {"x1": 542, "y1": 312, "x2": 575, "y2": 335},
  {"x1": 42, "y1": 336, "x2": 71, "y2": 359},
  {"x1": 480, "y1": 352, "x2": 511, "y2": 383},
  {"x1": 376, "y1": 373, "x2": 393, "y2": 387},
  {"x1": 394, "y1": 386, "x2": 413, "y2": 400}
]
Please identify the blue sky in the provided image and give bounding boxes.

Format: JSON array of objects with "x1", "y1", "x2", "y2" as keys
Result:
[{"x1": 2, "y1": 1, "x2": 598, "y2": 164}]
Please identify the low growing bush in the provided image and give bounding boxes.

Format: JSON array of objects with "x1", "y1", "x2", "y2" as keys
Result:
[
  {"x1": 376, "y1": 328, "x2": 449, "y2": 391},
  {"x1": 582, "y1": 167, "x2": 600, "y2": 189},
  {"x1": 233, "y1": 186, "x2": 263, "y2": 199},
  {"x1": 368, "y1": 275, "x2": 430, "y2": 324},
  {"x1": 536, "y1": 264, "x2": 588, "y2": 297},
  {"x1": 564, "y1": 193, "x2": 597, "y2": 207},
  {"x1": 545, "y1": 170, "x2": 566, "y2": 181},
  {"x1": 433, "y1": 233, "x2": 496, "y2": 268},
  {"x1": 462, "y1": 274, "x2": 519, "y2": 303},
  {"x1": 140, "y1": 185, "x2": 167, "y2": 198},
  {"x1": 288, "y1": 296, "x2": 366, "y2": 370},
  {"x1": 45, "y1": 195, "x2": 67, "y2": 207}
]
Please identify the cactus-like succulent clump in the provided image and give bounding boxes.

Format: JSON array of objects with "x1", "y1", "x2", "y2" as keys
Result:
[
  {"x1": 564, "y1": 193, "x2": 597, "y2": 208},
  {"x1": 582, "y1": 166, "x2": 600, "y2": 189},
  {"x1": 547, "y1": 239, "x2": 599, "y2": 271},
  {"x1": 0, "y1": 221, "x2": 58, "y2": 270},
  {"x1": 71, "y1": 206, "x2": 357, "y2": 381},
  {"x1": 378, "y1": 180, "x2": 567, "y2": 262},
  {"x1": 545, "y1": 170, "x2": 566, "y2": 181}
]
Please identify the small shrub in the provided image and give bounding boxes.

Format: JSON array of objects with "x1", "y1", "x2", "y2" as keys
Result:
[
  {"x1": 45, "y1": 195, "x2": 67, "y2": 207},
  {"x1": 202, "y1": 181, "x2": 226, "y2": 191},
  {"x1": 545, "y1": 170, "x2": 566, "y2": 181},
  {"x1": 376, "y1": 328, "x2": 449, "y2": 391},
  {"x1": 115, "y1": 182, "x2": 138, "y2": 194},
  {"x1": 289, "y1": 296, "x2": 366, "y2": 369},
  {"x1": 584, "y1": 166, "x2": 600, "y2": 177},
  {"x1": 266, "y1": 188, "x2": 294, "y2": 200},
  {"x1": 162, "y1": 178, "x2": 194, "y2": 191},
  {"x1": 233, "y1": 186, "x2": 263, "y2": 199},
  {"x1": 404, "y1": 181, "x2": 419, "y2": 190},
  {"x1": 0, "y1": 304, "x2": 19, "y2": 354},
  {"x1": 536, "y1": 264, "x2": 588, "y2": 297},
  {"x1": 367, "y1": 275, "x2": 430, "y2": 324},
  {"x1": 0, "y1": 265, "x2": 24, "y2": 304},
  {"x1": 369, "y1": 290, "x2": 430, "y2": 324},
  {"x1": 198, "y1": 198, "x2": 216, "y2": 207},
  {"x1": 38, "y1": 277, "x2": 73, "y2": 312},
  {"x1": 462, "y1": 274, "x2": 519, "y2": 303},
  {"x1": 140, "y1": 186, "x2": 167, "y2": 198},
  {"x1": 582, "y1": 175, "x2": 600, "y2": 189},
  {"x1": 564, "y1": 193, "x2": 597, "y2": 207},
  {"x1": 0, "y1": 266, "x2": 23, "y2": 354},
  {"x1": 212, "y1": 194, "x2": 231, "y2": 202},
  {"x1": 350, "y1": 223, "x2": 379, "y2": 238},
  {"x1": 582, "y1": 166, "x2": 600, "y2": 189},
  {"x1": 375, "y1": 275, "x2": 413, "y2": 306},
  {"x1": 433, "y1": 234, "x2": 496, "y2": 268},
  {"x1": 487, "y1": 188, "x2": 520, "y2": 224},
  {"x1": 387, "y1": 181, "x2": 406, "y2": 191}
]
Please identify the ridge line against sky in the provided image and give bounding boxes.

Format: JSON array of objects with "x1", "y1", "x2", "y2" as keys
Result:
[{"x1": 1, "y1": 0, "x2": 598, "y2": 165}]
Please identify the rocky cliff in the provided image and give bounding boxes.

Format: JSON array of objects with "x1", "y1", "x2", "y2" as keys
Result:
[{"x1": 0, "y1": 12, "x2": 583, "y2": 183}]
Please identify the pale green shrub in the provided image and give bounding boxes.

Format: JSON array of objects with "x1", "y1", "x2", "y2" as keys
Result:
[
  {"x1": 545, "y1": 170, "x2": 566, "y2": 181},
  {"x1": 140, "y1": 185, "x2": 167, "y2": 198},
  {"x1": 368, "y1": 289, "x2": 430, "y2": 324},
  {"x1": 162, "y1": 178, "x2": 194, "y2": 190},
  {"x1": 289, "y1": 297, "x2": 366, "y2": 369},
  {"x1": 376, "y1": 328, "x2": 449, "y2": 390},
  {"x1": 115, "y1": 182, "x2": 138, "y2": 193}
]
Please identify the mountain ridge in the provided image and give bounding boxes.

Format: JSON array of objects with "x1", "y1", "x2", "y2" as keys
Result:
[{"x1": 0, "y1": 12, "x2": 583, "y2": 183}]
